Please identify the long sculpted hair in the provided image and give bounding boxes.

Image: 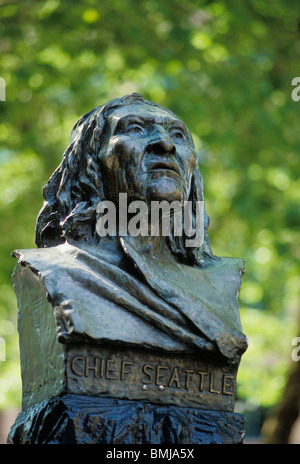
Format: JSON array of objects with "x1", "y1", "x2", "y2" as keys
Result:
[{"x1": 35, "y1": 93, "x2": 215, "y2": 266}]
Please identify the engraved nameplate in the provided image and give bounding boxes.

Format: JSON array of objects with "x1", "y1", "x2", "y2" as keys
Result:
[{"x1": 66, "y1": 345, "x2": 238, "y2": 412}]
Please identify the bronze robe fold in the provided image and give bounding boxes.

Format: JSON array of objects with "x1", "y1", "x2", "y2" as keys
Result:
[{"x1": 13, "y1": 237, "x2": 247, "y2": 361}]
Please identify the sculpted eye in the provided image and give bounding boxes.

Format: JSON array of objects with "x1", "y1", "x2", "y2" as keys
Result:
[
  {"x1": 125, "y1": 124, "x2": 145, "y2": 134},
  {"x1": 170, "y1": 130, "x2": 185, "y2": 140}
]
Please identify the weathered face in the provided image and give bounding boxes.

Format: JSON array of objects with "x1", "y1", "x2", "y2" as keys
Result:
[{"x1": 99, "y1": 101, "x2": 198, "y2": 204}]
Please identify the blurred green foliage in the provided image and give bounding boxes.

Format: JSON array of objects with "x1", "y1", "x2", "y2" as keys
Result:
[{"x1": 0, "y1": 0, "x2": 299, "y2": 411}]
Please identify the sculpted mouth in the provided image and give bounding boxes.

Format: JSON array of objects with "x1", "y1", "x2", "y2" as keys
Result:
[{"x1": 148, "y1": 162, "x2": 181, "y2": 176}]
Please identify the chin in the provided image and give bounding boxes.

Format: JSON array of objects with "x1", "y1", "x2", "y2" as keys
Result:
[{"x1": 145, "y1": 178, "x2": 184, "y2": 203}]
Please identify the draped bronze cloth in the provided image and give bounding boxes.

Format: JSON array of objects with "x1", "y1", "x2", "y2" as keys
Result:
[{"x1": 13, "y1": 236, "x2": 247, "y2": 360}]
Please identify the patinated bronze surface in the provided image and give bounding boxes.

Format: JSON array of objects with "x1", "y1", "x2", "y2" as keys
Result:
[
  {"x1": 8, "y1": 395, "x2": 245, "y2": 444},
  {"x1": 9, "y1": 94, "x2": 247, "y2": 444}
]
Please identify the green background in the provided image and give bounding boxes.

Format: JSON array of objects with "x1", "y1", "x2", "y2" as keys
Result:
[{"x1": 0, "y1": 0, "x2": 299, "y2": 436}]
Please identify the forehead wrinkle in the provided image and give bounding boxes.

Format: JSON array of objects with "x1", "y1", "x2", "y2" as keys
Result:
[
  {"x1": 112, "y1": 113, "x2": 192, "y2": 142},
  {"x1": 108, "y1": 112, "x2": 182, "y2": 126},
  {"x1": 107, "y1": 106, "x2": 194, "y2": 146}
]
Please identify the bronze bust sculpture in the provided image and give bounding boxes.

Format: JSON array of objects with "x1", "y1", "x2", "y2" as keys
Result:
[{"x1": 9, "y1": 94, "x2": 247, "y2": 444}]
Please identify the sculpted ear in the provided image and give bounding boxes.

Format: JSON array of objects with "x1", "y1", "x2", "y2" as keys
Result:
[
  {"x1": 190, "y1": 166, "x2": 215, "y2": 259},
  {"x1": 190, "y1": 166, "x2": 210, "y2": 234}
]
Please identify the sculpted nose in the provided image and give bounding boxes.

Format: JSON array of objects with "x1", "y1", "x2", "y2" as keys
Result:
[{"x1": 147, "y1": 127, "x2": 175, "y2": 155}]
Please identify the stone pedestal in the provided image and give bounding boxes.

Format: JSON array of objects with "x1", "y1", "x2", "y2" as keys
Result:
[{"x1": 8, "y1": 395, "x2": 245, "y2": 444}]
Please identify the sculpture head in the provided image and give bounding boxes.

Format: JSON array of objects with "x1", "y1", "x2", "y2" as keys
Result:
[
  {"x1": 35, "y1": 93, "x2": 214, "y2": 265},
  {"x1": 99, "y1": 97, "x2": 197, "y2": 205}
]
